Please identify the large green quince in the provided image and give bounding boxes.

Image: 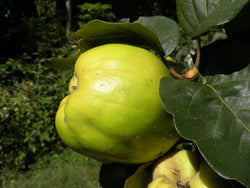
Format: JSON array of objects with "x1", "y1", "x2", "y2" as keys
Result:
[{"x1": 55, "y1": 43, "x2": 179, "y2": 164}]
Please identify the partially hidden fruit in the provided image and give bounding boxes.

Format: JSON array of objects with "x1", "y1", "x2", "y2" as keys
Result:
[
  {"x1": 55, "y1": 43, "x2": 179, "y2": 164},
  {"x1": 189, "y1": 162, "x2": 234, "y2": 188},
  {"x1": 68, "y1": 73, "x2": 77, "y2": 94},
  {"x1": 124, "y1": 162, "x2": 153, "y2": 188},
  {"x1": 148, "y1": 177, "x2": 177, "y2": 188},
  {"x1": 150, "y1": 149, "x2": 200, "y2": 187}
]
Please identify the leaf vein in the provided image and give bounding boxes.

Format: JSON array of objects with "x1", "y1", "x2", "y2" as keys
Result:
[
  {"x1": 210, "y1": 79, "x2": 249, "y2": 86},
  {"x1": 191, "y1": 0, "x2": 200, "y2": 24},
  {"x1": 213, "y1": 102, "x2": 223, "y2": 154},
  {"x1": 206, "y1": 84, "x2": 249, "y2": 132},
  {"x1": 184, "y1": 85, "x2": 204, "y2": 126},
  {"x1": 179, "y1": 5, "x2": 195, "y2": 33},
  {"x1": 205, "y1": 0, "x2": 209, "y2": 17}
]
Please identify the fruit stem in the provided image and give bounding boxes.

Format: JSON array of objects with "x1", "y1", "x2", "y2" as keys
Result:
[
  {"x1": 165, "y1": 38, "x2": 201, "y2": 81},
  {"x1": 182, "y1": 38, "x2": 201, "y2": 81},
  {"x1": 164, "y1": 56, "x2": 185, "y2": 80},
  {"x1": 194, "y1": 39, "x2": 201, "y2": 69}
]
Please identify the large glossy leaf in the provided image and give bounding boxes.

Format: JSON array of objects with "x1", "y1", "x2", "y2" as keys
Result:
[
  {"x1": 49, "y1": 19, "x2": 168, "y2": 69},
  {"x1": 160, "y1": 65, "x2": 250, "y2": 187},
  {"x1": 73, "y1": 19, "x2": 165, "y2": 56},
  {"x1": 135, "y1": 16, "x2": 180, "y2": 56},
  {"x1": 176, "y1": 0, "x2": 249, "y2": 37}
]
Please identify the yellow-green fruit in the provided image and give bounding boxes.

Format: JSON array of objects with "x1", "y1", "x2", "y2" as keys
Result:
[
  {"x1": 68, "y1": 73, "x2": 77, "y2": 94},
  {"x1": 152, "y1": 150, "x2": 200, "y2": 186},
  {"x1": 189, "y1": 162, "x2": 232, "y2": 188},
  {"x1": 148, "y1": 177, "x2": 177, "y2": 188},
  {"x1": 55, "y1": 43, "x2": 179, "y2": 164}
]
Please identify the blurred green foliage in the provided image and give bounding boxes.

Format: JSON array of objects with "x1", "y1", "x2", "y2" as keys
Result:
[
  {"x1": 0, "y1": 54, "x2": 73, "y2": 171},
  {"x1": 0, "y1": 0, "x2": 77, "y2": 172},
  {"x1": 34, "y1": 0, "x2": 67, "y2": 58},
  {"x1": 0, "y1": 0, "x2": 118, "y2": 174},
  {"x1": 77, "y1": 2, "x2": 116, "y2": 28}
]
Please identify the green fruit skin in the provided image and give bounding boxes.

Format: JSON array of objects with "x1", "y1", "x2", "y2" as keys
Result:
[
  {"x1": 152, "y1": 149, "x2": 200, "y2": 186},
  {"x1": 148, "y1": 177, "x2": 178, "y2": 188},
  {"x1": 55, "y1": 43, "x2": 179, "y2": 164},
  {"x1": 68, "y1": 73, "x2": 77, "y2": 94}
]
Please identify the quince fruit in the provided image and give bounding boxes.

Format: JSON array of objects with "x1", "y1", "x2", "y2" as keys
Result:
[
  {"x1": 148, "y1": 177, "x2": 178, "y2": 188},
  {"x1": 189, "y1": 162, "x2": 233, "y2": 188},
  {"x1": 150, "y1": 149, "x2": 200, "y2": 187},
  {"x1": 55, "y1": 43, "x2": 179, "y2": 163}
]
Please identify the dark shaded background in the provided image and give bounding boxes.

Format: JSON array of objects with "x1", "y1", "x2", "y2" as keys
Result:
[{"x1": 0, "y1": 0, "x2": 176, "y2": 59}]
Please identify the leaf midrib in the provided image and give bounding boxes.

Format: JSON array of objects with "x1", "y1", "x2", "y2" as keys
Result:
[
  {"x1": 206, "y1": 83, "x2": 250, "y2": 132},
  {"x1": 180, "y1": 0, "x2": 232, "y2": 36}
]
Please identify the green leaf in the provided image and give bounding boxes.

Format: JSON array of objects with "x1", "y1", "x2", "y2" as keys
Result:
[
  {"x1": 49, "y1": 55, "x2": 78, "y2": 70},
  {"x1": 176, "y1": 0, "x2": 249, "y2": 37},
  {"x1": 73, "y1": 19, "x2": 165, "y2": 56},
  {"x1": 135, "y1": 16, "x2": 180, "y2": 56},
  {"x1": 49, "y1": 19, "x2": 169, "y2": 69},
  {"x1": 160, "y1": 65, "x2": 250, "y2": 187}
]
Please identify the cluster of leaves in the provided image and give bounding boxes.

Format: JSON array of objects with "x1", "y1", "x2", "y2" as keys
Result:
[
  {"x1": 0, "y1": 0, "x2": 77, "y2": 171},
  {"x1": 51, "y1": 1, "x2": 250, "y2": 187},
  {"x1": 34, "y1": 0, "x2": 67, "y2": 58},
  {"x1": 77, "y1": 2, "x2": 117, "y2": 28},
  {"x1": 0, "y1": 54, "x2": 73, "y2": 172},
  {"x1": 0, "y1": 0, "x2": 118, "y2": 176}
]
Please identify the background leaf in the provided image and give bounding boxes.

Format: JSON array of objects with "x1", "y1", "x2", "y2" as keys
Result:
[
  {"x1": 49, "y1": 18, "x2": 172, "y2": 69},
  {"x1": 176, "y1": 0, "x2": 249, "y2": 37},
  {"x1": 135, "y1": 16, "x2": 180, "y2": 56},
  {"x1": 49, "y1": 55, "x2": 78, "y2": 70},
  {"x1": 73, "y1": 19, "x2": 165, "y2": 56},
  {"x1": 160, "y1": 65, "x2": 250, "y2": 187}
]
